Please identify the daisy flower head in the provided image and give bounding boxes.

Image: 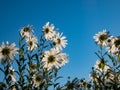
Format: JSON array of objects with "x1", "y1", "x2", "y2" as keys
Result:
[
  {"x1": 106, "y1": 36, "x2": 114, "y2": 47},
  {"x1": 104, "y1": 72, "x2": 114, "y2": 85},
  {"x1": 26, "y1": 35, "x2": 37, "y2": 51},
  {"x1": 29, "y1": 62, "x2": 37, "y2": 72},
  {"x1": 94, "y1": 59, "x2": 106, "y2": 72},
  {"x1": 0, "y1": 41, "x2": 18, "y2": 64},
  {"x1": 9, "y1": 66, "x2": 15, "y2": 75},
  {"x1": 111, "y1": 37, "x2": 120, "y2": 54},
  {"x1": 89, "y1": 73, "x2": 99, "y2": 83},
  {"x1": 42, "y1": 48, "x2": 68, "y2": 71},
  {"x1": 93, "y1": 30, "x2": 109, "y2": 46},
  {"x1": 53, "y1": 32, "x2": 67, "y2": 50},
  {"x1": 43, "y1": 22, "x2": 56, "y2": 40},
  {"x1": 57, "y1": 52, "x2": 68, "y2": 66},
  {"x1": 9, "y1": 67, "x2": 17, "y2": 83},
  {"x1": 94, "y1": 59, "x2": 110, "y2": 74},
  {"x1": 32, "y1": 72, "x2": 43, "y2": 87},
  {"x1": 20, "y1": 25, "x2": 33, "y2": 38},
  {"x1": 106, "y1": 37, "x2": 120, "y2": 55}
]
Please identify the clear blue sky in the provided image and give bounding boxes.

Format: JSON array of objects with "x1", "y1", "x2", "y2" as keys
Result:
[{"x1": 0, "y1": 0, "x2": 120, "y2": 85}]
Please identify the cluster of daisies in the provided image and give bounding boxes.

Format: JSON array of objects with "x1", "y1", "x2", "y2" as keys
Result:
[
  {"x1": 90, "y1": 30, "x2": 120, "y2": 88},
  {"x1": 90, "y1": 60, "x2": 113, "y2": 83},
  {"x1": 20, "y1": 25, "x2": 37, "y2": 51},
  {"x1": 20, "y1": 22, "x2": 68, "y2": 71},
  {"x1": 93, "y1": 30, "x2": 120, "y2": 55},
  {"x1": 0, "y1": 22, "x2": 68, "y2": 87},
  {"x1": 92, "y1": 30, "x2": 120, "y2": 76},
  {"x1": 41, "y1": 22, "x2": 68, "y2": 71},
  {"x1": 20, "y1": 22, "x2": 68, "y2": 70}
]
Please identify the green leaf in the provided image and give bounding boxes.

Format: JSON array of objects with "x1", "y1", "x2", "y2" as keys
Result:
[
  {"x1": 101, "y1": 63, "x2": 104, "y2": 70},
  {"x1": 19, "y1": 49, "x2": 24, "y2": 55},
  {"x1": 0, "y1": 82, "x2": 6, "y2": 88},
  {"x1": 108, "y1": 54, "x2": 116, "y2": 66},
  {"x1": 14, "y1": 71, "x2": 20, "y2": 76},
  {"x1": 19, "y1": 37, "x2": 25, "y2": 46},
  {"x1": 108, "y1": 54, "x2": 114, "y2": 61},
  {"x1": 16, "y1": 59, "x2": 20, "y2": 66},
  {"x1": 118, "y1": 54, "x2": 120, "y2": 62},
  {"x1": 95, "y1": 52, "x2": 101, "y2": 59},
  {"x1": 100, "y1": 44, "x2": 103, "y2": 49},
  {"x1": 21, "y1": 64, "x2": 26, "y2": 71},
  {"x1": 55, "y1": 76, "x2": 63, "y2": 82},
  {"x1": 54, "y1": 83, "x2": 60, "y2": 87},
  {"x1": 4, "y1": 68, "x2": 9, "y2": 76},
  {"x1": 27, "y1": 54, "x2": 31, "y2": 60},
  {"x1": 31, "y1": 54, "x2": 37, "y2": 59},
  {"x1": 0, "y1": 68, "x2": 4, "y2": 73}
]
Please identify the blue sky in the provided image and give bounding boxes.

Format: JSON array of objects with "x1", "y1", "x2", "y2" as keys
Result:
[{"x1": 0, "y1": 0, "x2": 120, "y2": 85}]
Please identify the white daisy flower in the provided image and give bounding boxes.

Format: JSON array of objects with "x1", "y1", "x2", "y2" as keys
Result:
[
  {"x1": 53, "y1": 33, "x2": 67, "y2": 50},
  {"x1": 11, "y1": 85, "x2": 17, "y2": 90},
  {"x1": 94, "y1": 60, "x2": 103, "y2": 73},
  {"x1": 26, "y1": 35, "x2": 37, "y2": 51},
  {"x1": 20, "y1": 25, "x2": 33, "y2": 38},
  {"x1": 0, "y1": 42, "x2": 18, "y2": 64},
  {"x1": 89, "y1": 73, "x2": 99, "y2": 83},
  {"x1": 42, "y1": 48, "x2": 68, "y2": 70},
  {"x1": 106, "y1": 37, "x2": 120, "y2": 55},
  {"x1": 32, "y1": 73, "x2": 43, "y2": 87},
  {"x1": 9, "y1": 67, "x2": 17, "y2": 83},
  {"x1": 104, "y1": 72, "x2": 114, "y2": 86},
  {"x1": 93, "y1": 30, "x2": 109, "y2": 46},
  {"x1": 94, "y1": 60, "x2": 110, "y2": 74},
  {"x1": 57, "y1": 52, "x2": 68, "y2": 66},
  {"x1": 106, "y1": 36, "x2": 114, "y2": 47},
  {"x1": 43, "y1": 22, "x2": 56, "y2": 40},
  {"x1": 29, "y1": 62, "x2": 37, "y2": 72},
  {"x1": 111, "y1": 37, "x2": 120, "y2": 55}
]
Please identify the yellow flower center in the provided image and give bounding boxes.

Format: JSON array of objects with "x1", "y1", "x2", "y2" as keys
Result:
[
  {"x1": 35, "y1": 75, "x2": 41, "y2": 82},
  {"x1": 48, "y1": 55, "x2": 56, "y2": 64},
  {"x1": 29, "y1": 41, "x2": 33, "y2": 46},
  {"x1": 2, "y1": 47, "x2": 10, "y2": 55},
  {"x1": 23, "y1": 27, "x2": 31, "y2": 32},
  {"x1": 114, "y1": 39, "x2": 120, "y2": 47},
  {"x1": 57, "y1": 38, "x2": 61, "y2": 44},
  {"x1": 99, "y1": 34, "x2": 107, "y2": 41},
  {"x1": 9, "y1": 69, "x2": 14, "y2": 75},
  {"x1": 44, "y1": 28, "x2": 49, "y2": 34},
  {"x1": 30, "y1": 63, "x2": 36, "y2": 70}
]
